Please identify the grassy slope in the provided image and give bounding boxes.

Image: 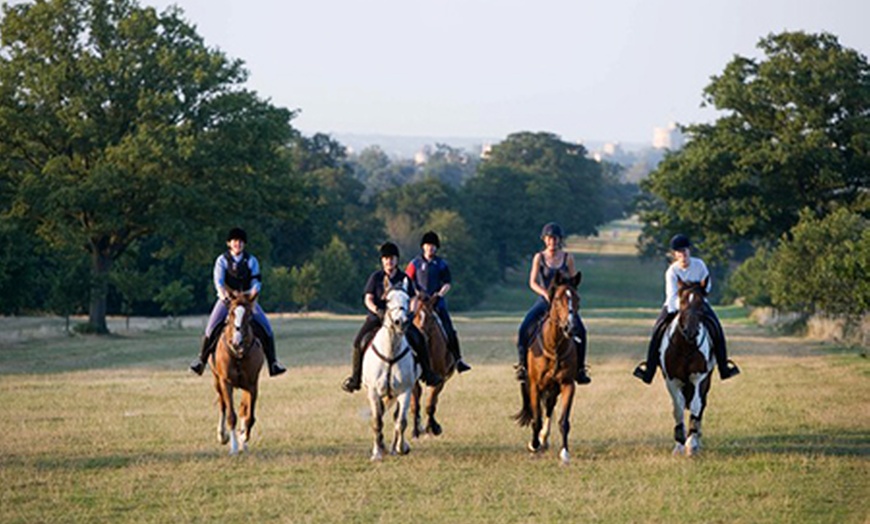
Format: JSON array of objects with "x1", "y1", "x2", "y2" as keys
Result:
[{"x1": 1, "y1": 226, "x2": 868, "y2": 523}]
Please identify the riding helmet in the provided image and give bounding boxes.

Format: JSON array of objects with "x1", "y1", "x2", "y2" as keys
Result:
[
  {"x1": 227, "y1": 227, "x2": 247, "y2": 243},
  {"x1": 669, "y1": 234, "x2": 691, "y2": 251},
  {"x1": 420, "y1": 231, "x2": 440, "y2": 248},
  {"x1": 540, "y1": 222, "x2": 564, "y2": 239},
  {"x1": 379, "y1": 241, "x2": 400, "y2": 259}
]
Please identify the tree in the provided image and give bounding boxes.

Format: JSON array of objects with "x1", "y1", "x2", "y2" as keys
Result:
[
  {"x1": 154, "y1": 279, "x2": 194, "y2": 326},
  {"x1": 462, "y1": 132, "x2": 609, "y2": 277},
  {"x1": 0, "y1": 0, "x2": 298, "y2": 332},
  {"x1": 639, "y1": 31, "x2": 870, "y2": 262}
]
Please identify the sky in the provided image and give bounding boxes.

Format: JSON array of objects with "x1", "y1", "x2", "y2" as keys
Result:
[{"x1": 146, "y1": 0, "x2": 869, "y2": 146}]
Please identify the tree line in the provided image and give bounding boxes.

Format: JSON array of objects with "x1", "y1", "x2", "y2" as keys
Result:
[
  {"x1": 0, "y1": 0, "x2": 635, "y2": 332},
  {"x1": 1, "y1": 1, "x2": 866, "y2": 340}
]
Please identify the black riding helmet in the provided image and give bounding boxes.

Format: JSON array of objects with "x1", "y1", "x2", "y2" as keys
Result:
[
  {"x1": 379, "y1": 241, "x2": 400, "y2": 259},
  {"x1": 669, "y1": 234, "x2": 691, "y2": 251},
  {"x1": 540, "y1": 222, "x2": 564, "y2": 239},
  {"x1": 227, "y1": 227, "x2": 247, "y2": 243},
  {"x1": 420, "y1": 231, "x2": 440, "y2": 248}
]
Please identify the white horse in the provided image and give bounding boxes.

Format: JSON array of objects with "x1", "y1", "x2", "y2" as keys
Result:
[
  {"x1": 660, "y1": 279, "x2": 716, "y2": 457},
  {"x1": 361, "y1": 278, "x2": 419, "y2": 461}
]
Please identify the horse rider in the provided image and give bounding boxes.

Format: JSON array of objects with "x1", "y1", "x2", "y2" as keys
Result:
[
  {"x1": 405, "y1": 231, "x2": 471, "y2": 374},
  {"x1": 515, "y1": 222, "x2": 591, "y2": 385},
  {"x1": 633, "y1": 233, "x2": 741, "y2": 384},
  {"x1": 189, "y1": 227, "x2": 287, "y2": 377},
  {"x1": 341, "y1": 241, "x2": 444, "y2": 393}
]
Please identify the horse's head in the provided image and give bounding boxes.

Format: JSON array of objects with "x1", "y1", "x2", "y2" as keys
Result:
[
  {"x1": 548, "y1": 271, "x2": 583, "y2": 339},
  {"x1": 677, "y1": 278, "x2": 707, "y2": 341},
  {"x1": 383, "y1": 277, "x2": 411, "y2": 333},
  {"x1": 225, "y1": 289, "x2": 255, "y2": 356}
]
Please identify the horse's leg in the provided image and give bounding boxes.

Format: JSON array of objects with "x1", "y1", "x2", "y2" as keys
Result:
[
  {"x1": 557, "y1": 382, "x2": 576, "y2": 465},
  {"x1": 214, "y1": 376, "x2": 230, "y2": 445},
  {"x1": 528, "y1": 382, "x2": 543, "y2": 452},
  {"x1": 666, "y1": 380, "x2": 687, "y2": 456},
  {"x1": 411, "y1": 381, "x2": 423, "y2": 439},
  {"x1": 539, "y1": 389, "x2": 555, "y2": 452},
  {"x1": 393, "y1": 391, "x2": 412, "y2": 456},
  {"x1": 240, "y1": 387, "x2": 256, "y2": 452},
  {"x1": 226, "y1": 384, "x2": 239, "y2": 456},
  {"x1": 426, "y1": 382, "x2": 445, "y2": 436},
  {"x1": 369, "y1": 394, "x2": 385, "y2": 461},
  {"x1": 686, "y1": 374, "x2": 710, "y2": 457}
]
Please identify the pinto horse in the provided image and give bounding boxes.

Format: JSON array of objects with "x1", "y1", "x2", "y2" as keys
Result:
[
  {"x1": 660, "y1": 278, "x2": 716, "y2": 456},
  {"x1": 514, "y1": 271, "x2": 582, "y2": 465},
  {"x1": 361, "y1": 278, "x2": 418, "y2": 461},
  {"x1": 411, "y1": 294, "x2": 455, "y2": 438},
  {"x1": 210, "y1": 290, "x2": 265, "y2": 455}
]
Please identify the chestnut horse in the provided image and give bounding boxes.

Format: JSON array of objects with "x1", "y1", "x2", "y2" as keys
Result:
[
  {"x1": 210, "y1": 290, "x2": 265, "y2": 455},
  {"x1": 411, "y1": 294, "x2": 455, "y2": 438},
  {"x1": 660, "y1": 278, "x2": 715, "y2": 456},
  {"x1": 361, "y1": 278, "x2": 418, "y2": 461},
  {"x1": 514, "y1": 271, "x2": 582, "y2": 465}
]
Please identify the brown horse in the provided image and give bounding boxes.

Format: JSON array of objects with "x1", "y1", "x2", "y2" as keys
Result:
[
  {"x1": 515, "y1": 271, "x2": 582, "y2": 465},
  {"x1": 411, "y1": 294, "x2": 455, "y2": 438},
  {"x1": 210, "y1": 289, "x2": 265, "y2": 455},
  {"x1": 660, "y1": 278, "x2": 715, "y2": 456}
]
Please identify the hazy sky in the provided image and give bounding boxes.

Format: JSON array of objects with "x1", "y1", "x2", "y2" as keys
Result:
[{"x1": 147, "y1": 0, "x2": 868, "y2": 145}]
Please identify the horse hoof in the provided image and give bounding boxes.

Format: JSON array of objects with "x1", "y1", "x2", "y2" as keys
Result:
[
  {"x1": 527, "y1": 442, "x2": 539, "y2": 453},
  {"x1": 427, "y1": 422, "x2": 443, "y2": 437},
  {"x1": 672, "y1": 443, "x2": 685, "y2": 456},
  {"x1": 559, "y1": 449, "x2": 570, "y2": 465}
]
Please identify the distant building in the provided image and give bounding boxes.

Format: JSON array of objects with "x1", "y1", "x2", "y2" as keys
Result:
[{"x1": 652, "y1": 122, "x2": 684, "y2": 150}]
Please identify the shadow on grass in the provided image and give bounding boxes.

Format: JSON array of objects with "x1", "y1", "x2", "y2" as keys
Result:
[{"x1": 716, "y1": 429, "x2": 870, "y2": 457}]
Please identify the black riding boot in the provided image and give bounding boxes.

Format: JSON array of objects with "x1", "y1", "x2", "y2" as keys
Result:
[
  {"x1": 448, "y1": 331, "x2": 471, "y2": 373},
  {"x1": 408, "y1": 327, "x2": 443, "y2": 387},
  {"x1": 703, "y1": 312, "x2": 740, "y2": 380},
  {"x1": 189, "y1": 332, "x2": 219, "y2": 375},
  {"x1": 572, "y1": 320, "x2": 591, "y2": 384},
  {"x1": 633, "y1": 310, "x2": 675, "y2": 384},
  {"x1": 515, "y1": 343, "x2": 528, "y2": 382},
  {"x1": 341, "y1": 344, "x2": 364, "y2": 393},
  {"x1": 262, "y1": 334, "x2": 287, "y2": 377}
]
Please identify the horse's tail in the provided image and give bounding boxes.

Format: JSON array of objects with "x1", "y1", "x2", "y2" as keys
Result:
[{"x1": 513, "y1": 381, "x2": 533, "y2": 427}]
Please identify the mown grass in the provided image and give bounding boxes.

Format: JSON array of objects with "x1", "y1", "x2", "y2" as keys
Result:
[{"x1": 1, "y1": 235, "x2": 868, "y2": 523}]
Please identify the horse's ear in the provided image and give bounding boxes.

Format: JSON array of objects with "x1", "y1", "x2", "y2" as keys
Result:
[
  {"x1": 676, "y1": 277, "x2": 686, "y2": 290},
  {"x1": 572, "y1": 270, "x2": 582, "y2": 288},
  {"x1": 401, "y1": 277, "x2": 409, "y2": 292}
]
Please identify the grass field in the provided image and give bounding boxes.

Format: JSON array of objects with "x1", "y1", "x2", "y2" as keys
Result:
[{"x1": 1, "y1": 242, "x2": 868, "y2": 523}]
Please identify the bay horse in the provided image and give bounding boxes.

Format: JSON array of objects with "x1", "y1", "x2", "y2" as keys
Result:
[
  {"x1": 514, "y1": 271, "x2": 582, "y2": 465},
  {"x1": 361, "y1": 278, "x2": 418, "y2": 461},
  {"x1": 660, "y1": 278, "x2": 716, "y2": 456},
  {"x1": 411, "y1": 294, "x2": 455, "y2": 438},
  {"x1": 209, "y1": 289, "x2": 265, "y2": 455}
]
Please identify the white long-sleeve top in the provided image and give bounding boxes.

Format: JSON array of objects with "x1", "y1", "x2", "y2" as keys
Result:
[{"x1": 663, "y1": 257, "x2": 711, "y2": 313}]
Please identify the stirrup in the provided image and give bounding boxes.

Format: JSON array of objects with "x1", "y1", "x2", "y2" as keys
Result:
[
  {"x1": 456, "y1": 359, "x2": 471, "y2": 373},
  {"x1": 632, "y1": 362, "x2": 653, "y2": 384},
  {"x1": 576, "y1": 367, "x2": 591, "y2": 385},
  {"x1": 720, "y1": 360, "x2": 741, "y2": 380},
  {"x1": 269, "y1": 362, "x2": 287, "y2": 377},
  {"x1": 189, "y1": 359, "x2": 205, "y2": 376},
  {"x1": 514, "y1": 364, "x2": 528, "y2": 383},
  {"x1": 341, "y1": 376, "x2": 360, "y2": 393}
]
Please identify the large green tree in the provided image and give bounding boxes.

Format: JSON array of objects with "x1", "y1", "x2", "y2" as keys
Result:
[
  {"x1": 0, "y1": 0, "x2": 298, "y2": 331},
  {"x1": 639, "y1": 31, "x2": 869, "y2": 261},
  {"x1": 463, "y1": 131, "x2": 610, "y2": 277}
]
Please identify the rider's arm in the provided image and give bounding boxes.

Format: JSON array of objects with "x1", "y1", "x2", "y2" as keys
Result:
[
  {"x1": 247, "y1": 254, "x2": 262, "y2": 298},
  {"x1": 364, "y1": 293, "x2": 379, "y2": 315},
  {"x1": 528, "y1": 253, "x2": 548, "y2": 300},
  {"x1": 566, "y1": 252, "x2": 577, "y2": 277},
  {"x1": 213, "y1": 255, "x2": 229, "y2": 301}
]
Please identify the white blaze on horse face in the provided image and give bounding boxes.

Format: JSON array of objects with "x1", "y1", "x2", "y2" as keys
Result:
[{"x1": 232, "y1": 304, "x2": 245, "y2": 346}]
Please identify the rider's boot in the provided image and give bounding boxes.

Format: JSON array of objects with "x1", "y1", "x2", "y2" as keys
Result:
[
  {"x1": 572, "y1": 326, "x2": 591, "y2": 385},
  {"x1": 341, "y1": 344, "x2": 363, "y2": 393},
  {"x1": 189, "y1": 333, "x2": 218, "y2": 375},
  {"x1": 515, "y1": 344, "x2": 528, "y2": 382},
  {"x1": 408, "y1": 328, "x2": 443, "y2": 387},
  {"x1": 705, "y1": 314, "x2": 740, "y2": 380},
  {"x1": 448, "y1": 331, "x2": 471, "y2": 373},
  {"x1": 262, "y1": 334, "x2": 287, "y2": 377},
  {"x1": 633, "y1": 335, "x2": 660, "y2": 385}
]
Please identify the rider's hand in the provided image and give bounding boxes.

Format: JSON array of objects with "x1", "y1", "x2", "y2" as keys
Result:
[{"x1": 376, "y1": 308, "x2": 386, "y2": 321}]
